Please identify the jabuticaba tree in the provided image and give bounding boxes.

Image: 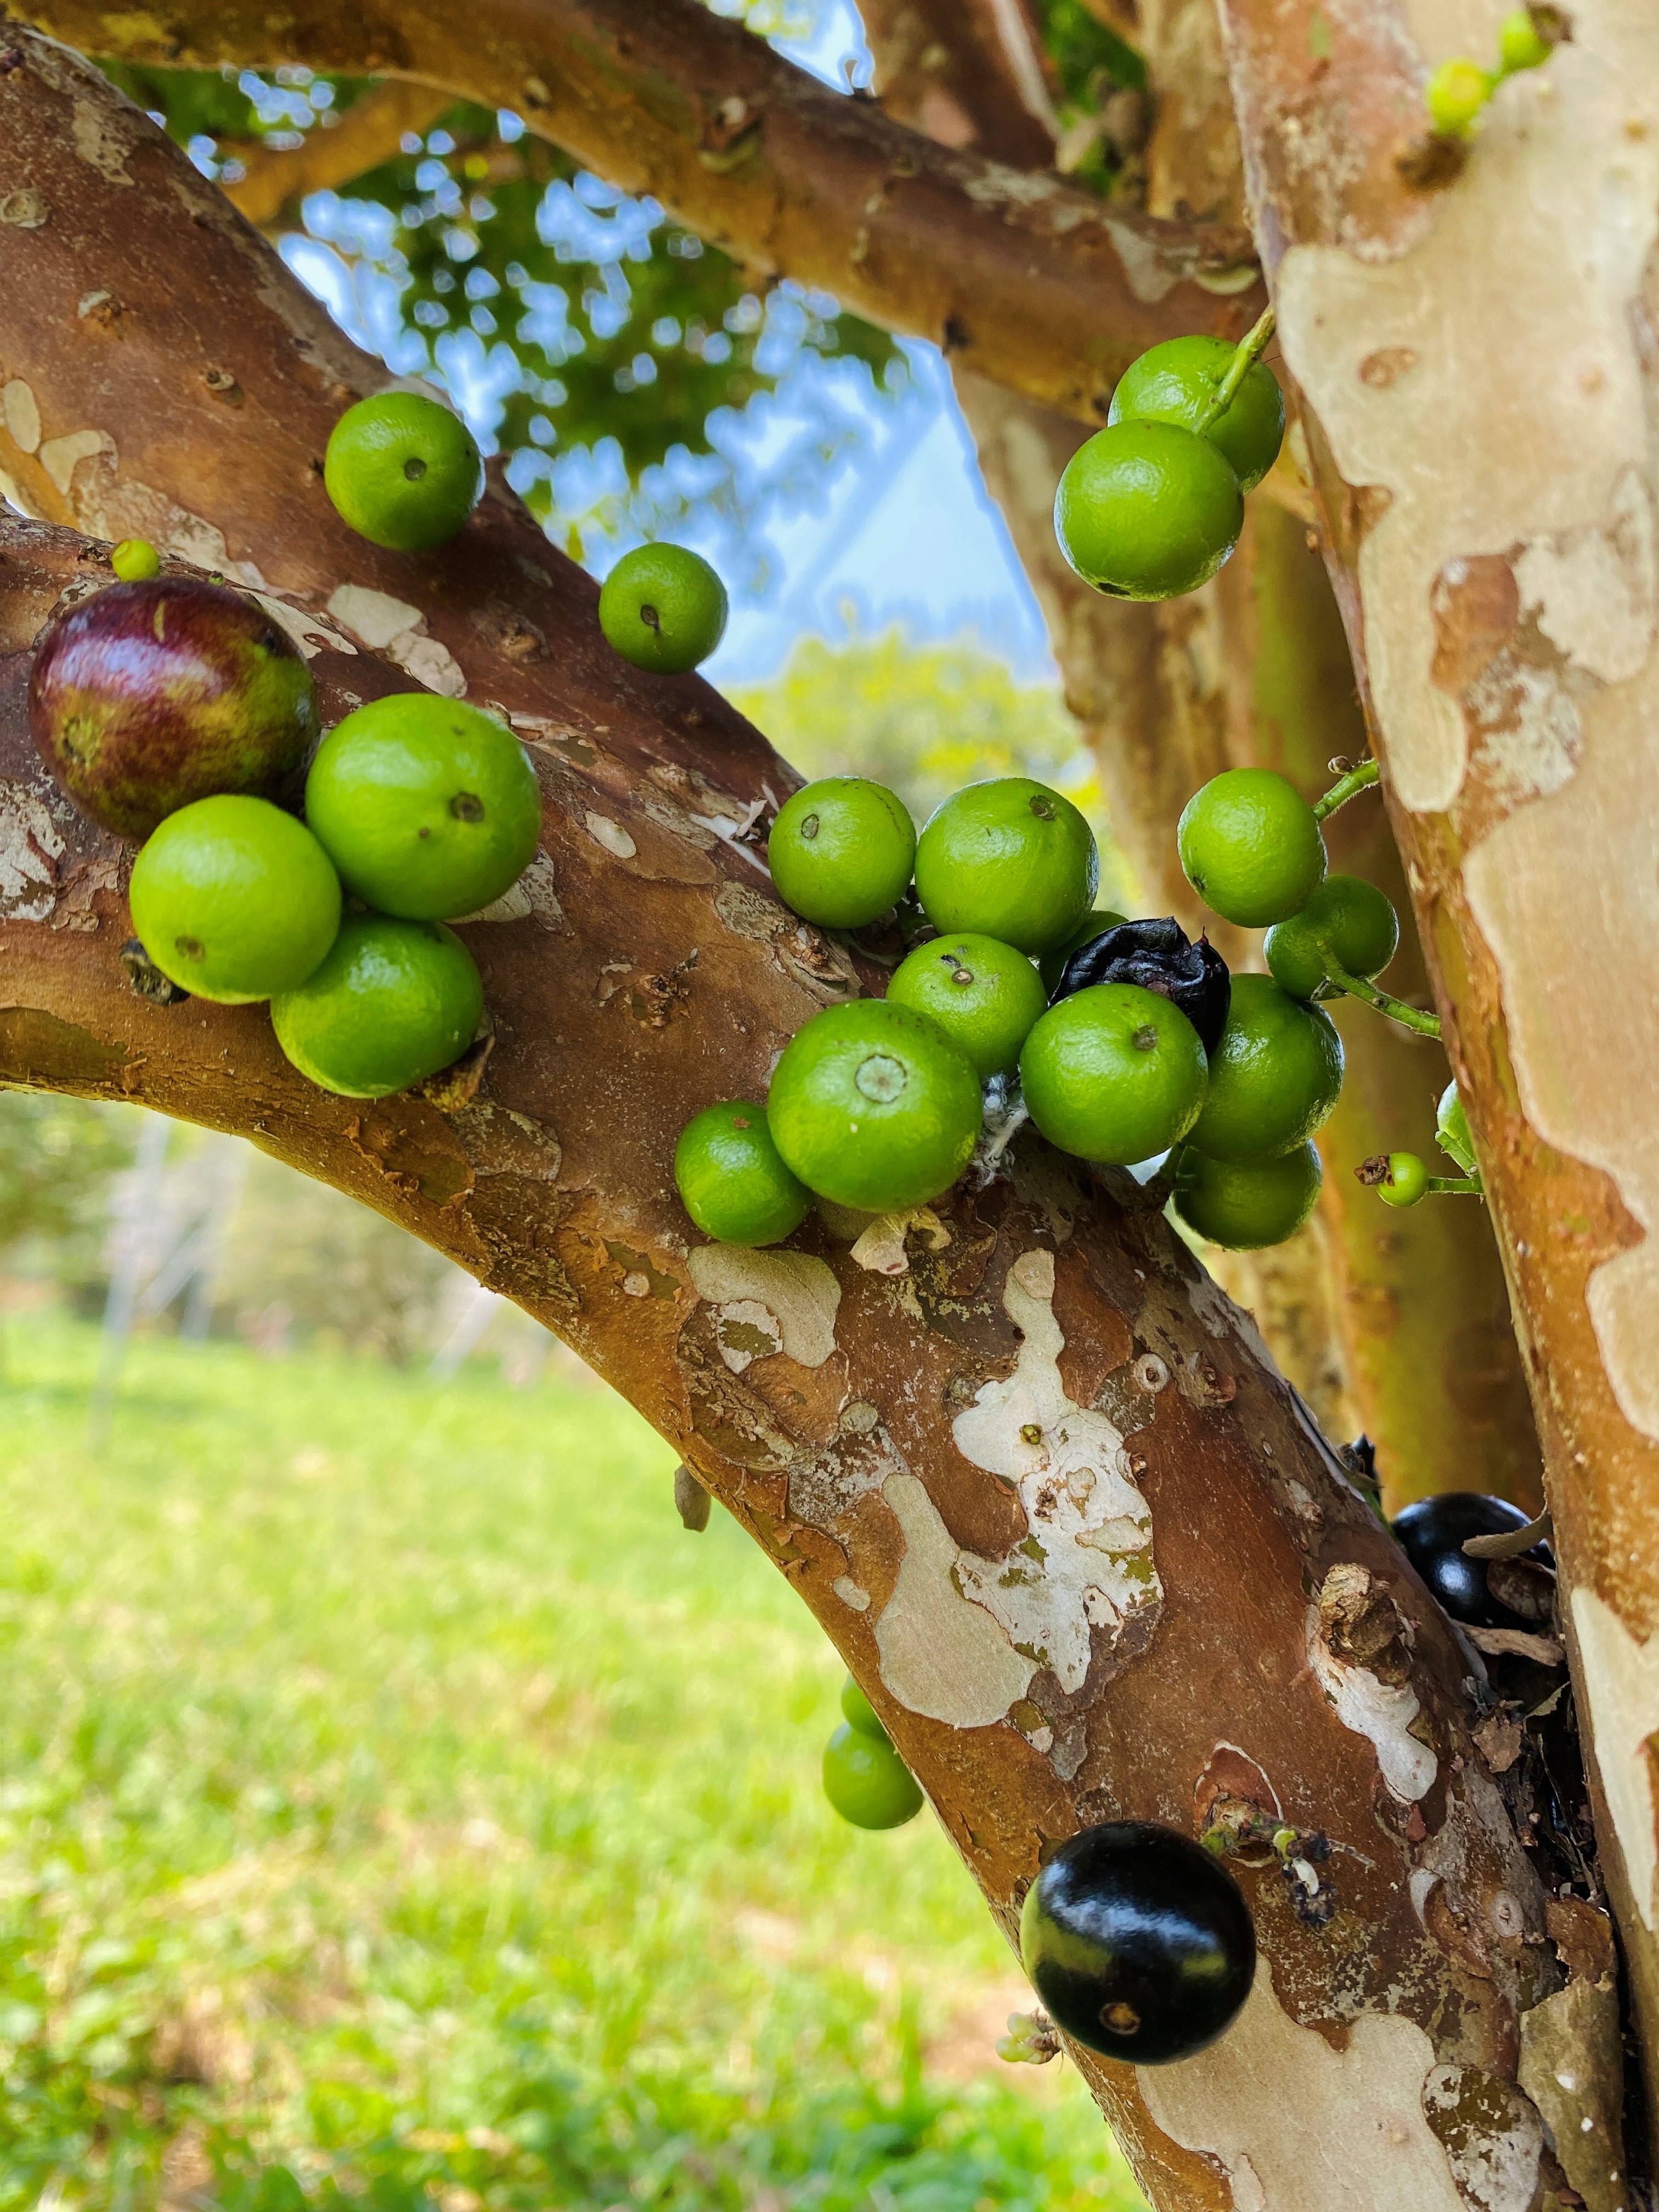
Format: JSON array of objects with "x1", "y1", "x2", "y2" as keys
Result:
[
  {"x1": 855, "y1": 0, "x2": 1543, "y2": 1513},
  {"x1": 0, "y1": 21, "x2": 1634, "y2": 2212}
]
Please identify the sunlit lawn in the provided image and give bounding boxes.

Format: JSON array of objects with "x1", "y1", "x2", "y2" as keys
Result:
[{"x1": 0, "y1": 1310, "x2": 1144, "y2": 2211}]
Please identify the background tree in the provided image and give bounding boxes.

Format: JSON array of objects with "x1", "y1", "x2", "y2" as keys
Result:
[{"x1": 0, "y1": 5, "x2": 1648, "y2": 2208}]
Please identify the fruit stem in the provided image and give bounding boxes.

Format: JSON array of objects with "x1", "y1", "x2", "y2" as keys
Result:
[
  {"x1": 1426, "y1": 1175, "x2": 1483, "y2": 1197},
  {"x1": 1198, "y1": 306, "x2": 1277, "y2": 433},
  {"x1": 1324, "y1": 962, "x2": 1443, "y2": 1038},
  {"x1": 1313, "y1": 758, "x2": 1380, "y2": 821}
]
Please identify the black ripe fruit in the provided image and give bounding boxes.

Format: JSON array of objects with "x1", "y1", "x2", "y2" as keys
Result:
[
  {"x1": 1020, "y1": 1820, "x2": 1256, "y2": 2064},
  {"x1": 1050, "y1": 916, "x2": 1231, "y2": 1058},
  {"x1": 1391, "y1": 1492, "x2": 1553, "y2": 1633}
]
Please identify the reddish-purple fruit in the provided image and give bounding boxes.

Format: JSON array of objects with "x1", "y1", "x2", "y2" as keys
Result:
[{"x1": 28, "y1": 578, "x2": 319, "y2": 840}]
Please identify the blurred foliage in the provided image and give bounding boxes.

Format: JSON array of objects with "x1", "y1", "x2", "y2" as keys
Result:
[
  {"x1": 0, "y1": 1311, "x2": 1148, "y2": 2209},
  {"x1": 0, "y1": 1092, "x2": 136, "y2": 1296},
  {"x1": 95, "y1": 58, "x2": 899, "y2": 558},
  {"x1": 733, "y1": 630, "x2": 1127, "y2": 895},
  {"x1": 1032, "y1": 1, "x2": 1149, "y2": 199}
]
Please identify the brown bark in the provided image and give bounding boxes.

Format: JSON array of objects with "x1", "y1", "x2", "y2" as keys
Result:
[
  {"x1": 0, "y1": 38, "x2": 1575, "y2": 2210},
  {"x1": 860, "y1": 0, "x2": 1542, "y2": 1508},
  {"x1": 851, "y1": 0, "x2": 1056, "y2": 166},
  {"x1": 1215, "y1": 0, "x2": 1659, "y2": 2141},
  {"x1": 12, "y1": 0, "x2": 1265, "y2": 424}
]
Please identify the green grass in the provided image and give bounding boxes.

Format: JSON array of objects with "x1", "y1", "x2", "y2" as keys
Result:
[{"x1": 0, "y1": 1310, "x2": 1145, "y2": 2211}]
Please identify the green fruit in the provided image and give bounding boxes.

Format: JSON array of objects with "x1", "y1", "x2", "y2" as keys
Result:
[
  {"x1": 1378, "y1": 1150, "x2": 1429, "y2": 1208},
  {"x1": 1020, "y1": 984, "x2": 1207, "y2": 1166},
  {"x1": 1039, "y1": 910, "x2": 1130, "y2": 995},
  {"x1": 767, "y1": 999, "x2": 983, "y2": 1214},
  {"x1": 324, "y1": 391, "x2": 484, "y2": 552},
  {"x1": 768, "y1": 777, "x2": 916, "y2": 929},
  {"x1": 913, "y1": 778, "x2": 1098, "y2": 956},
  {"x1": 272, "y1": 915, "x2": 483, "y2": 1098},
  {"x1": 1177, "y1": 768, "x2": 1327, "y2": 928},
  {"x1": 1498, "y1": 9, "x2": 1551, "y2": 70},
  {"x1": 1054, "y1": 420, "x2": 1244, "y2": 601},
  {"x1": 110, "y1": 538, "x2": 160, "y2": 582},
  {"x1": 674, "y1": 1101, "x2": 811, "y2": 1248},
  {"x1": 128, "y1": 795, "x2": 341, "y2": 1005},
  {"x1": 1172, "y1": 1142, "x2": 1323, "y2": 1250},
  {"x1": 1264, "y1": 874, "x2": 1400, "y2": 1000},
  {"x1": 1436, "y1": 1084, "x2": 1478, "y2": 1174},
  {"x1": 305, "y1": 694, "x2": 541, "y2": 922},
  {"x1": 599, "y1": 543, "x2": 728, "y2": 674},
  {"x1": 822, "y1": 1721, "x2": 922, "y2": 1830},
  {"x1": 841, "y1": 1674, "x2": 890, "y2": 1742},
  {"x1": 1426, "y1": 58, "x2": 1496, "y2": 135},
  {"x1": 1185, "y1": 974, "x2": 1344, "y2": 1165},
  {"x1": 887, "y1": 933, "x2": 1047, "y2": 1080},
  {"x1": 1109, "y1": 336, "x2": 1286, "y2": 494}
]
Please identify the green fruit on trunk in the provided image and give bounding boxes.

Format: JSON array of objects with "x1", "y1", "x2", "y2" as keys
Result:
[
  {"x1": 324, "y1": 391, "x2": 484, "y2": 551},
  {"x1": 768, "y1": 777, "x2": 916, "y2": 929},
  {"x1": 599, "y1": 543, "x2": 728, "y2": 673},
  {"x1": 272, "y1": 915, "x2": 483, "y2": 1098},
  {"x1": 674, "y1": 1101, "x2": 811, "y2": 1248},
  {"x1": 1109, "y1": 335, "x2": 1285, "y2": 493},
  {"x1": 1184, "y1": 974, "x2": 1344, "y2": 1165},
  {"x1": 887, "y1": 933, "x2": 1047, "y2": 1080},
  {"x1": 1177, "y1": 768, "x2": 1327, "y2": 928},
  {"x1": 1020, "y1": 983, "x2": 1207, "y2": 1165},
  {"x1": 1172, "y1": 1142, "x2": 1323, "y2": 1250},
  {"x1": 305, "y1": 693, "x2": 541, "y2": 921},
  {"x1": 1264, "y1": 874, "x2": 1399, "y2": 1000},
  {"x1": 1054, "y1": 421, "x2": 1244, "y2": 601},
  {"x1": 822, "y1": 1722, "x2": 922, "y2": 1829},
  {"x1": 767, "y1": 1000, "x2": 982, "y2": 1214},
  {"x1": 913, "y1": 778, "x2": 1098, "y2": 956},
  {"x1": 128, "y1": 795, "x2": 341, "y2": 1005}
]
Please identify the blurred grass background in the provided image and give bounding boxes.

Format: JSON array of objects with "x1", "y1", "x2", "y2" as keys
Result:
[{"x1": 0, "y1": 1282, "x2": 1146, "y2": 2211}]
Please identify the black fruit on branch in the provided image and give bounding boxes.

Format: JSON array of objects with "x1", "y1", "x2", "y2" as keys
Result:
[
  {"x1": 28, "y1": 578, "x2": 319, "y2": 840},
  {"x1": 1019, "y1": 1821, "x2": 1256, "y2": 2063},
  {"x1": 1050, "y1": 917, "x2": 1232, "y2": 1056},
  {"x1": 1391, "y1": 1493, "x2": 1554, "y2": 1632}
]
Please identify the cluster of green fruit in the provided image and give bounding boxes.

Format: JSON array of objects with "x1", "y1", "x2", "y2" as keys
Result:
[
  {"x1": 675, "y1": 751, "x2": 1412, "y2": 1254},
  {"x1": 821, "y1": 1675, "x2": 924, "y2": 1831},
  {"x1": 1052, "y1": 319, "x2": 1283, "y2": 605},
  {"x1": 1425, "y1": 5, "x2": 1566, "y2": 139},
  {"x1": 29, "y1": 564, "x2": 540, "y2": 1097}
]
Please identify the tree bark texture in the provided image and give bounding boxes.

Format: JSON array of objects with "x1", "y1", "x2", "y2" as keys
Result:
[
  {"x1": 8, "y1": 0, "x2": 1266, "y2": 424},
  {"x1": 1216, "y1": 0, "x2": 1659, "y2": 2144},
  {"x1": 0, "y1": 37, "x2": 1601, "y2": 2211},
  {"x1": 858, "y1": 0, "x2": 1542, "y2": 1511}
]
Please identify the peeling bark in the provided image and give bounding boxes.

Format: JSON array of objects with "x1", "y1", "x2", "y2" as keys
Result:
[
  {"x1": 1216, "y1": 0, "x2": 1659, "y2": 2137},
  {"x1": 0, "y1": 40, "x2": 1578, "y2": 2210},
  {"x1": 10, "y1": 0, "x2": 1265, "y2": 423}
]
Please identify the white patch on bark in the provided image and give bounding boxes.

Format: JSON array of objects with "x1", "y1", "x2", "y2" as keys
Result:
[
  {"x1": 0, "y1": 782, "x2": 64, "y2": 921},
  {"x1": 709, "y1": 1298, "x2": 783, "y2": 1374},
  {"x1": 249, "y1": 592, "x2": 357, "y2": 659},
  {"x1": 2, "y1": 379, "x2": 41, "y2": 454},
  {"x1": 1570, "y1": 1587, "x2": 1659, "y2": 1929},
  {"x1": 1420, "y1": 2066, "x2": 1544, "y2": 2212},
  {"x1": 584, "y1": 812, "x2": 637, "y2": 860},
  {"x1": 70, "y1": 99, "x2": 137, "y2": 186},
  {"x1": 37, "y1": 428, "x2": 112, "y2": 498},
  {"x1": 849, "y1": 1206, "x2": 950, "y2": 1276},
  {"x1": 1139, "y1": 1975, "x2": 1466, "y2": 2211},
  {"x1": 685, "y1": 1247, "x2": 840, "y2": 1368},
  {"x1": 947, "y1": 1248, "x2": 1159, "y2": 1692},
  {"x1": 874, "y1": 1472, "x2": 1037, "y2": 1726},
  {"x1": 1306, "y1": 1606, "x2": 1437, "y2": 1802},
  {"x1": 324, "y1": 585, "x2": 466, "y2": 697},
  {"x1": 1102, "y1": 214, "x2": 1183, "y2": 302},
  {"x1": 832, "y1": 1577, "x2": 870, "y2": 1611}
]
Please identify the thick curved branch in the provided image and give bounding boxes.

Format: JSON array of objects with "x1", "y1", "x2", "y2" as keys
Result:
[
  {"x1": 1216, "y1": 0, "x2": 1659, "y2": 2149},
  {"x1": 10, "y1": 0, "x2": 1264, "y2": 422},
  {"x1": 0, "y1": 37, "x2": 1563, "y2": 2212}
]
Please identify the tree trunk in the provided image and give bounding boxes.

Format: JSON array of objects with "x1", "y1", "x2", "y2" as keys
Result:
[
  {"x1": 1216, "y1": 0, "x2": 1659, "y2": 2149},
  {"x1": 859, "y1": 0, "x2": 1542, "y2": 1509},
  {"x1": 0, "y1": 37, "x2": 1597, "y2": 2210}
]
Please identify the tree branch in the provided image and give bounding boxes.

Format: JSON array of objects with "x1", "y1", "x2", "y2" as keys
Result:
[
  {"x1": 1216, "y1": 0, "x2": 1659, "y2": 2146},
  {"x1": 219, "y1": 80, "x2": 451, "y2": 230},
  {"x1": 0, "y1": 36, "x2": 1558, "y2": 2209},
  {"x1": 9, "y1": 0, "x2": 1265, "y2": 422}
]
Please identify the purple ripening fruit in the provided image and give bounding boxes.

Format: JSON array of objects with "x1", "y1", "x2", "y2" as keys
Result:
[{"x1": 28, "y1": 578, "x2": 319, "y2": 840}]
